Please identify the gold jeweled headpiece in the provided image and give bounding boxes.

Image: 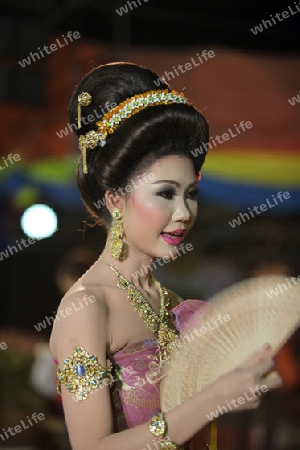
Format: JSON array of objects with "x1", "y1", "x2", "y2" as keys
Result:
[
  {"x1": 77, "y1": 92, "x2": 93, "y2": 174},
  {"x1": 77, "y1": 89, "x2": 187, "y2": 174}
]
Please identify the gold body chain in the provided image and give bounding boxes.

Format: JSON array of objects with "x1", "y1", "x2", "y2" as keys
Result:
[{"x1": 100, "y1": 257, "x2": 179, "y2": 363}]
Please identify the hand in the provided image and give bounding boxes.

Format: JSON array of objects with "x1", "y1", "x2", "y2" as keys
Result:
[{"x1": 212, "y1": 343, "x2": 282, "y2": 413}]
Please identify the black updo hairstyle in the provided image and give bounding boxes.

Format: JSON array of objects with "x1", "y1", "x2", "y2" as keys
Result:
[{"x1": 69, "y1": 62, "x2": 209, "y2": 230}]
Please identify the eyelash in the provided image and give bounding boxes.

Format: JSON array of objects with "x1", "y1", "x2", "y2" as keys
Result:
[
  {"x1": 188, "y1": 188, "x2": 200, "y2": 200},
  {"x1": 157, "y1": 188, "x2": 199, "y2": 200}
]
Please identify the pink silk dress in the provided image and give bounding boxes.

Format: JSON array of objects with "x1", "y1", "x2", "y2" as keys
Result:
[
  {"x1": 54, "y1": 300, "x2": 211, "y2": 449},
  {"x1": 108, "y1": 299, "x2": 210, "y2": 449}
]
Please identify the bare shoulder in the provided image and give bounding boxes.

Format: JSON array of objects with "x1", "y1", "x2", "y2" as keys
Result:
[
  {"x1": 48, "y1": 280, "x2": 115, "y2": 449},
  {"x1": 49, "y1": 283, "x2": 109, "y2": 361}
]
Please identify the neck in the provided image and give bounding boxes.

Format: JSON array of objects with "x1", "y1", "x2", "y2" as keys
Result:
[{"x1": 100, "y1": 243, "x2": 156, "y2": 291}]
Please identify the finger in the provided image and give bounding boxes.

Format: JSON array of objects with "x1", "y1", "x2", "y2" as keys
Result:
[
  {"x1": 250, "y1": 356, "x2": 275, "y2": 378},
  {"x1": 262, "y1": 371, "x2": 283, "y2": 391},
  {"x1": 262, "y1": 359, "x2": 276, "y2": 377},
  {"x1": 242, "y1": 343, "x2": 272, "y2": 368}
]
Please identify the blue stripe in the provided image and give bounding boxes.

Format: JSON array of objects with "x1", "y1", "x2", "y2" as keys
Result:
[{"x1": 199, "y1": 178, "x2": 300, "y2": 213}]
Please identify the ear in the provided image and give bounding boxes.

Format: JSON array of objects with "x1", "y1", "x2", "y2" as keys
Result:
[{"x1": 105, "y1": 190, "x2": 125, "y2": 215}]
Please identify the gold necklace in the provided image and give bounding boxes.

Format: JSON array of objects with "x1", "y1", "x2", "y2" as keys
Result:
[{"x1": 100, "y1": 256, "x2": 179, "y2": 364}]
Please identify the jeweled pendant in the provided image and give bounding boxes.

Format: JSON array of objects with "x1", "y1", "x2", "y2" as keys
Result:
[
  {"x1": 157, "y1": 323, "x2": 179, "y2": 363},
  {"x1": 109, "y1": 209, "x2": 124, "y2": 259}
]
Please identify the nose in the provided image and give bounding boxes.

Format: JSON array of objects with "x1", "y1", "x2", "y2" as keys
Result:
[{"x1": 172, "y1": 199, "x2": 192, "y2": 223}]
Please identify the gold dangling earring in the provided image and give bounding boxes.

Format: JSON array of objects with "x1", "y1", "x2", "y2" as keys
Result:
[{"x1": 109, "y1": 208, "x2": 124, "y2": 260}]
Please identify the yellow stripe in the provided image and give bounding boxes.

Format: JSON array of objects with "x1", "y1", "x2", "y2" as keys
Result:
[
  {"x1": 208, "y1": 419, "x2": 218, "y2": 450},
  {"x1": 204, "y1": 150, "x2": 300, "y2": 187}
]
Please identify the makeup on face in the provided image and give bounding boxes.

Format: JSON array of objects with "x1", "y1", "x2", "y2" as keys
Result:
[{"x1": 122, "y1": 155, "x2": 199, "y2": 257}]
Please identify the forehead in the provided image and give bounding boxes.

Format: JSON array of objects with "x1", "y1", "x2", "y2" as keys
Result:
[{"x1": 145, "y1": 155, "x2": 195, "y2": 180}]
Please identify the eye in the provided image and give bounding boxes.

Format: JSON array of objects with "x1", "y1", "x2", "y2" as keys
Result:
[
  {"x1": 156, "y1": 189, "x2": 175, "y2": 199},
  {"x1": 187, "y1": 188, "x2": 200, "y2": 200}
]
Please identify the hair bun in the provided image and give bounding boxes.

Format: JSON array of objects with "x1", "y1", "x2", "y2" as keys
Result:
[{"x1": 69, "y1": 63, "x2": 209, "y2": 230}]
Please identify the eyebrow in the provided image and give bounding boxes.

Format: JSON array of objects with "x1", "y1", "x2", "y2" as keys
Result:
[{"x1": 152, "y1": 180, "x2": 198, "y2": 188}]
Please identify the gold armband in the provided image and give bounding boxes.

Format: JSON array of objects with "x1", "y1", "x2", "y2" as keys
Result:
[
  {"x1": 56, "y1": 347, "x2": 113, "y2": 400},
  {"x1": 148, "y1": 412, "x2": 181, "y2": 449}
]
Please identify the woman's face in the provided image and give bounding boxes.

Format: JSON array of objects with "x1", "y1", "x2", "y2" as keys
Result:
[{"x1": 121, "y1": 155, "x2": 199, "y2": 259}]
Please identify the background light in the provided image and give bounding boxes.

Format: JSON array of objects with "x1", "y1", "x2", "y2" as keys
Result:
[{"x1": 21, "y1": 204, "x2": 58, "y2": 239}]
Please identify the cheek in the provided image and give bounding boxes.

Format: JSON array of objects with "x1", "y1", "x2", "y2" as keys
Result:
[
  {"x1": 128, "y1": 195, "x2": 168, "y2": 227},
  {"x1": 191, "y1": 201, "x2": 198, "y2": 217}
]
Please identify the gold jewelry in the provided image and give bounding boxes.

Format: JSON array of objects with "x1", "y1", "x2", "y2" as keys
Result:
[
  {"x1": 56, "y1": 347, "x2": 113, "y2": 400},
  {"x1": 78, "y1": 92, "x2": 92, "y2": 128},
  {"x1": 77, "y1": 92, "x2": 93, "y2": 174},
  {"x1": 95, "y1": 90, "x2": 186, "y2": 147},
  {"x1": 109, "y1": 208, "x2": 124, "y2": 260},
  {"x1": 100, "y1": 257, "x2": 179, "y2": 363},
  {"x1": 148, "y1": 412, "x2": 180, "y2": 449},
  {"x1": 78, "y1": 130, "x2": 99, "y2": 174},
  {"x1": 76, "y1": 90, "x2": 188, "y2": 174}
]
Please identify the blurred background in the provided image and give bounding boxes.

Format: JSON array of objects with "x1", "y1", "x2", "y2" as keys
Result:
[{"x1": 0, "y1": 0, "x2": 299, "y2": 449}]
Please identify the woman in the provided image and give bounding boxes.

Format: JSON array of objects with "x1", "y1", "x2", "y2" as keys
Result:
[{"x1": 49, "y1": 62, "x2": 281, "y2": 450}]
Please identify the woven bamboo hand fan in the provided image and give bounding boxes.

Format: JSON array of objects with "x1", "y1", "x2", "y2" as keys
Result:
[{"x1": 161, "y1": 275, "x2": 300, "y2": 413}]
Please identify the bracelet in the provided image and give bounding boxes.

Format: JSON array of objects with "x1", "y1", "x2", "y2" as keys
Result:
[
  {"x1": 56, "y1": 347, "x2": 113, "y2": 401},
  {"x1": 148, "y1": 412, "x2": 180, "y2": 449}
]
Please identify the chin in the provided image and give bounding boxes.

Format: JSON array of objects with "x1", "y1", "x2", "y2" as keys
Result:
[{"x1": 153, "y1": 243, "x2": 181, "y2": 261}]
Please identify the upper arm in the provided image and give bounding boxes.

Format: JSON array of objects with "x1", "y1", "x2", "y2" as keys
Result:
[{"x1": 49, "y1": 290, "x2": 113, "y2": 450}]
